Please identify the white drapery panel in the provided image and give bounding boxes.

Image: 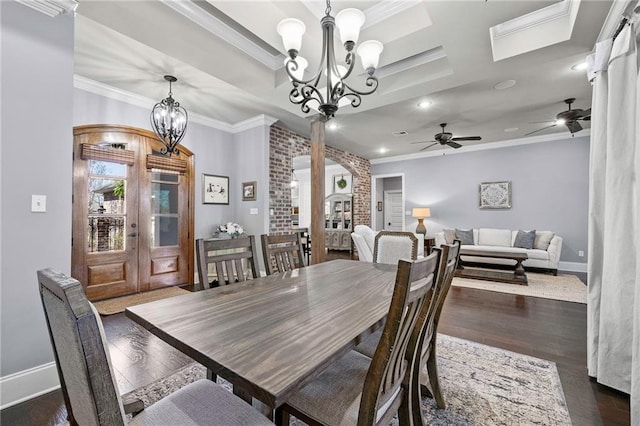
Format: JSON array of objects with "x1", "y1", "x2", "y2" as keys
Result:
[{"x1": 587, "y1": 22, "x2": 640, "y2": 424}]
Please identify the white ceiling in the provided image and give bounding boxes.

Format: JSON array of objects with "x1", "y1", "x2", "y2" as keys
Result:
[{"x1": 73, "y1": 0, "x2": 613, "y2": 160}]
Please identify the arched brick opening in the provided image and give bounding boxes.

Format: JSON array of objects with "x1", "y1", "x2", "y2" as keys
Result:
[{"x1": 268, "y1": 124, "x2": 371, "y2": 235}]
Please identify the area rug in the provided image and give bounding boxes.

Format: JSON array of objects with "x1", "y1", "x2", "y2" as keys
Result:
[
  {"x1": 123, "y1": 334, "x2": 572, "y2": 426},
  {"x1": 93, "y1": 287, "x2": 189, "y2": 315},
  {"x1": 452, "y1": 272, "x2": 586, "y2": 304}
]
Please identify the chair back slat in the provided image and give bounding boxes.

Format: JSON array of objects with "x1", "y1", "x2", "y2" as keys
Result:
[
  {"x1": 261, "y1": 233, "x2": 305, "y2": 275},
  {"x1": 373, "y1": 231, "x2": 418, "y2": 265},
  {"x1": 196, "y1": 236, "x2": 258, "y2": 288},
  {"x1": 38, "y1": 268, "x2": 126, "y2": 426},
  {"x1": 358, "y1": 252, "x2": 439, "y2": 426}
]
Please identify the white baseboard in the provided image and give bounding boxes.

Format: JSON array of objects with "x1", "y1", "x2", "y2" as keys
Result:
[
  {"x1": 558, "y1": 261, "x2": 587, "y2": 273},
  {"x1": 0, "y1": 362, "x2": 60, "y2": 410}
]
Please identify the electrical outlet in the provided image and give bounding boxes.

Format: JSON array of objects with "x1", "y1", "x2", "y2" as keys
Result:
[
  {"x1": 31, "y1": 195, "x2": 47, "y2": 212},
  {"x1": 578, "y1": 250, "x2": 584, "y2": 257},
  {"x1": 250, "y1": 208, "x2": 258, "y2": 215}
]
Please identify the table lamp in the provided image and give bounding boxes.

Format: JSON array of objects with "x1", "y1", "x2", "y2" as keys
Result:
[{"x1": 412, "y1": 207, "x2": 431, "y2": 236}]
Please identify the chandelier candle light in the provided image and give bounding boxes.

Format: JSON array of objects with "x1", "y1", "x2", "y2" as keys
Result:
[
  {"x1": 277, "y1": 0, "x2": 383, "y2": 118},
  {"x1": 150, "y1": 75, "x2": 188, "y2": 156},
  {"x1": 412, "y1": 207, "x2": 431, "y2": 236}
]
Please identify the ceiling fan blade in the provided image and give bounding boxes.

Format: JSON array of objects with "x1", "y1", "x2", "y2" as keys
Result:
[
  {"x1": 451, "y1": 136, "x2": 481, "y2": 141},
  {"x1": 566, "y1": 121, "x2": 583, "y2": 133},
  {"x1": 419, "y1": 142, "x2": 439, "y2": 152},
  {"x1": 410, "y1": 140, "x2": 436, "y2": 144},
  {"x1": 525, "y1": 124, "x2": 557, "y2": 136},
  {"x1": 447, "y1": 141, "x2": 462, "y2": 149},
  {"x1": 580, "y1": 108, "x2": 591, "y2": 120}
]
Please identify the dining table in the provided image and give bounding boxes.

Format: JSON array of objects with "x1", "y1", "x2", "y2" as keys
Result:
[{"x1": 125, "y1": 259, "x2": 398, "y2": 411}]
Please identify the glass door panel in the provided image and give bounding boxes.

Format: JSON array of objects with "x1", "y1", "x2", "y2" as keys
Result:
[{"x1": 151, "y1": 173, "x2": 179, "y2": 247}]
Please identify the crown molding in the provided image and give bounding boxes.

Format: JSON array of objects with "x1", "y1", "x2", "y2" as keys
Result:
[
  {"x1": 491, "y1": 0, "x2": 575, "y2": 39},
  {"x1": 301, "y1": 0, "x2": 423, "y2": 28},
  {"x1": 160, "y1": 1, "x2": 283, "y2": 70},
  {"x1": 231, "y1": 114, "x2": 279, "y2": 133},
  {"x1": 16, "y1": 0, "x2": 78, "y2": 17},
  {"x1": 370, "y1": 130, "x2": 591, "y2": 165},
  {"x1": 363, "y1": 0, "x2": 425, "y2": 29},
  {"x1": 74, "y1": 75, "x2": 273, "y2": 134},
  {"x1": 375, "y1": 46, "x2": 446, "y2": 79}
]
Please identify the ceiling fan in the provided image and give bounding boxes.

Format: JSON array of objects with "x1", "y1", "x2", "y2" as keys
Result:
[
  {"x1": 411, "y1": 123, "x2": 482, "y2": 151},
  {"x1": 526, "y1": 98, "x2": 591, "y2": 136}
]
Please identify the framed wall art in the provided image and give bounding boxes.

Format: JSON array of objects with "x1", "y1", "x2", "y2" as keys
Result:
[
  {"x1": 333, "y1": 174, "x2": 352, "y2": 194},
  {"x1": 479, "y1": 181, "x2": 511, "y2": 209},
  {"x1": 242, "y1": 181, "x2": 257, "y2": 201},
  {"x1": 202, "y1": 174, "x2": 229, "y2": 205}
]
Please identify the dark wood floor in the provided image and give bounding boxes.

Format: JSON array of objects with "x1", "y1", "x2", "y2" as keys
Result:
[{"x1": 1, "y1": 253, "x2": 630, "y2": 425}]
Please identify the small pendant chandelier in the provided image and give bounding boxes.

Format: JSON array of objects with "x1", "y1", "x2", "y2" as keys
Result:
[
  {"x1": 150, "y1": 75, "x2": 188, "y2": 156},
  {"x1": 277, "y1": 0, "x2": 383, "y2": 119}
]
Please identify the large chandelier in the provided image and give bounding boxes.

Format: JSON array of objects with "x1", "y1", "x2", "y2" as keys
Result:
[
  {"x1": 150, "y1": 75, "x2": 188, "y2": 156},
  {"x1": 277, "y1": 0, "x2": 383, "y2": 118}
]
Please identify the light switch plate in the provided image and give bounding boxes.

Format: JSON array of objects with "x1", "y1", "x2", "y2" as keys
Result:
[
  {"x1": 32, "y1": 195, "x2": 47, "y2": 212},
  {"x1": 250, "y1": 208, "x2": 259, "y2": 215}
]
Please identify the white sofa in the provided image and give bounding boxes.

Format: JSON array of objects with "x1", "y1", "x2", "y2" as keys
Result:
[
  {"x1": 435, "y1": 228, "x2": 563, "y2": 274},
  {"x1": 351, "y1": 225, "x2": 423, "y2": 262}
]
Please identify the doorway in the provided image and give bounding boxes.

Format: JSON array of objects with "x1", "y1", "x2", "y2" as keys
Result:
[
  {"x1": 371, "y1": 174, "x2": 405, "y2": 231},
  {"x1": 72, "y1": 125, "x2": 194, "y2": 301}
]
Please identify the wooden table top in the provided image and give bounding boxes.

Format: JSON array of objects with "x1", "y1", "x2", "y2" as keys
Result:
[
  {"x1": 126, "y1": 259, "x2": 397, "y2": 408},
  {"x1": 460, "y1": 248, "x2": 528, "y2": 261}
]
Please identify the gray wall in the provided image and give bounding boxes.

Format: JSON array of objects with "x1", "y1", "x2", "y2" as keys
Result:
[
  {"x1": 1, "y1": 2, "x2": 74, "y2": 376},
  {"x1": 371, "y1": 136, "x2": 590, "y2": 264}
]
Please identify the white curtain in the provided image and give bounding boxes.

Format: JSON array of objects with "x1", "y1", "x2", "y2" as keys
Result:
[{"x1": 587, "y1": 21, "x2": 640, "y2": 424}]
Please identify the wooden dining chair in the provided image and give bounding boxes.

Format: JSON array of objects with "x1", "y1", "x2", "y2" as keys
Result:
[
  {"x1": 354, "y1": 241, "x2": 461, "y2": 422},
  {"x1": 195, "y1": 236, "x2": 259, "y2": 289},
  {"x1": 407, "y1": 240, "x2": 461, "y2": 422},
  {"x1": 261, "y1": 233, "x2": 305, "y2": 275},
  {"x1": 274, "y1": 252, "x2": 440, "y2": 426},
  {"x1": 37, "y1": 268, "x2": 272, "y2": 426},
  {"x1": 372, "y1": 231, "x2": 418, "y2": 265}
]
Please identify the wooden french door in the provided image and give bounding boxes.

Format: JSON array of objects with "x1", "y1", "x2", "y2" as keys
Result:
[{"x1": 72, "y1": 125, "x2": 194, "y2": 301}]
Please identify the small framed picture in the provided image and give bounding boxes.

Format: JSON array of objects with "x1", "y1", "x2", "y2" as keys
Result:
[
  {"x1": 242, "y1": 181, "x2": 256, "y2": 201},
  {"x1": 479, "y1": 181, "x2": 511, "y2": 209},
  {"x1": 377, "y1": 201, "x2": 383, "y2": 212},
  {"x1": 333, "y1": 174, "x2": 352, "y2": 194},
  {"x1": 202, "y1": 174, "x2": 229, "y2": 205}
]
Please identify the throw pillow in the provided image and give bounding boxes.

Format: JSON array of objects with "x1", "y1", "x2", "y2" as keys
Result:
[
  {"x1": 443, "y1": 229, "x2": 456, "y2": 244},
  {"x1": 478, "y1": 228, "x2": 512, "y2": 247},
  {"x1": 455, "y1": 228, "x2": 474, "y2": 245},
  {"x1": 513, "y1": 230, "x2": 536, "y2": 249},
  {"x1": 534, "y1": 231, "x2": 554, "y2": 250}
]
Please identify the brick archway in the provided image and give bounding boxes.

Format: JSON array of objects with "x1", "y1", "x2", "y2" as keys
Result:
[{"x1": 269, "y1": 125, "x2": 371, "y2": 235}]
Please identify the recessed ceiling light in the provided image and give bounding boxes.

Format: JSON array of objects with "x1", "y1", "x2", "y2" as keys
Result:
[
  {"x1": 327, "y1": 122, "x2": 338, "y2": 130},
  {"x1": 504, "y1": 127, "x2": 519, "y2": 132},
  {"x1": 493, "y1": 79, "x2": 516, "y2": 90},
  {"x1": 379, "y1": 148, "x2": 388, "y2": 154},
  {"x1": 392, "y1": 130, "x2": 408, "y2": 136},
  {"x1": 417, "y1": 101, "x2": 431, "y2": 109},
  {"x1": 571, "y1": 62, "x2": 587, "y2": 71}
]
